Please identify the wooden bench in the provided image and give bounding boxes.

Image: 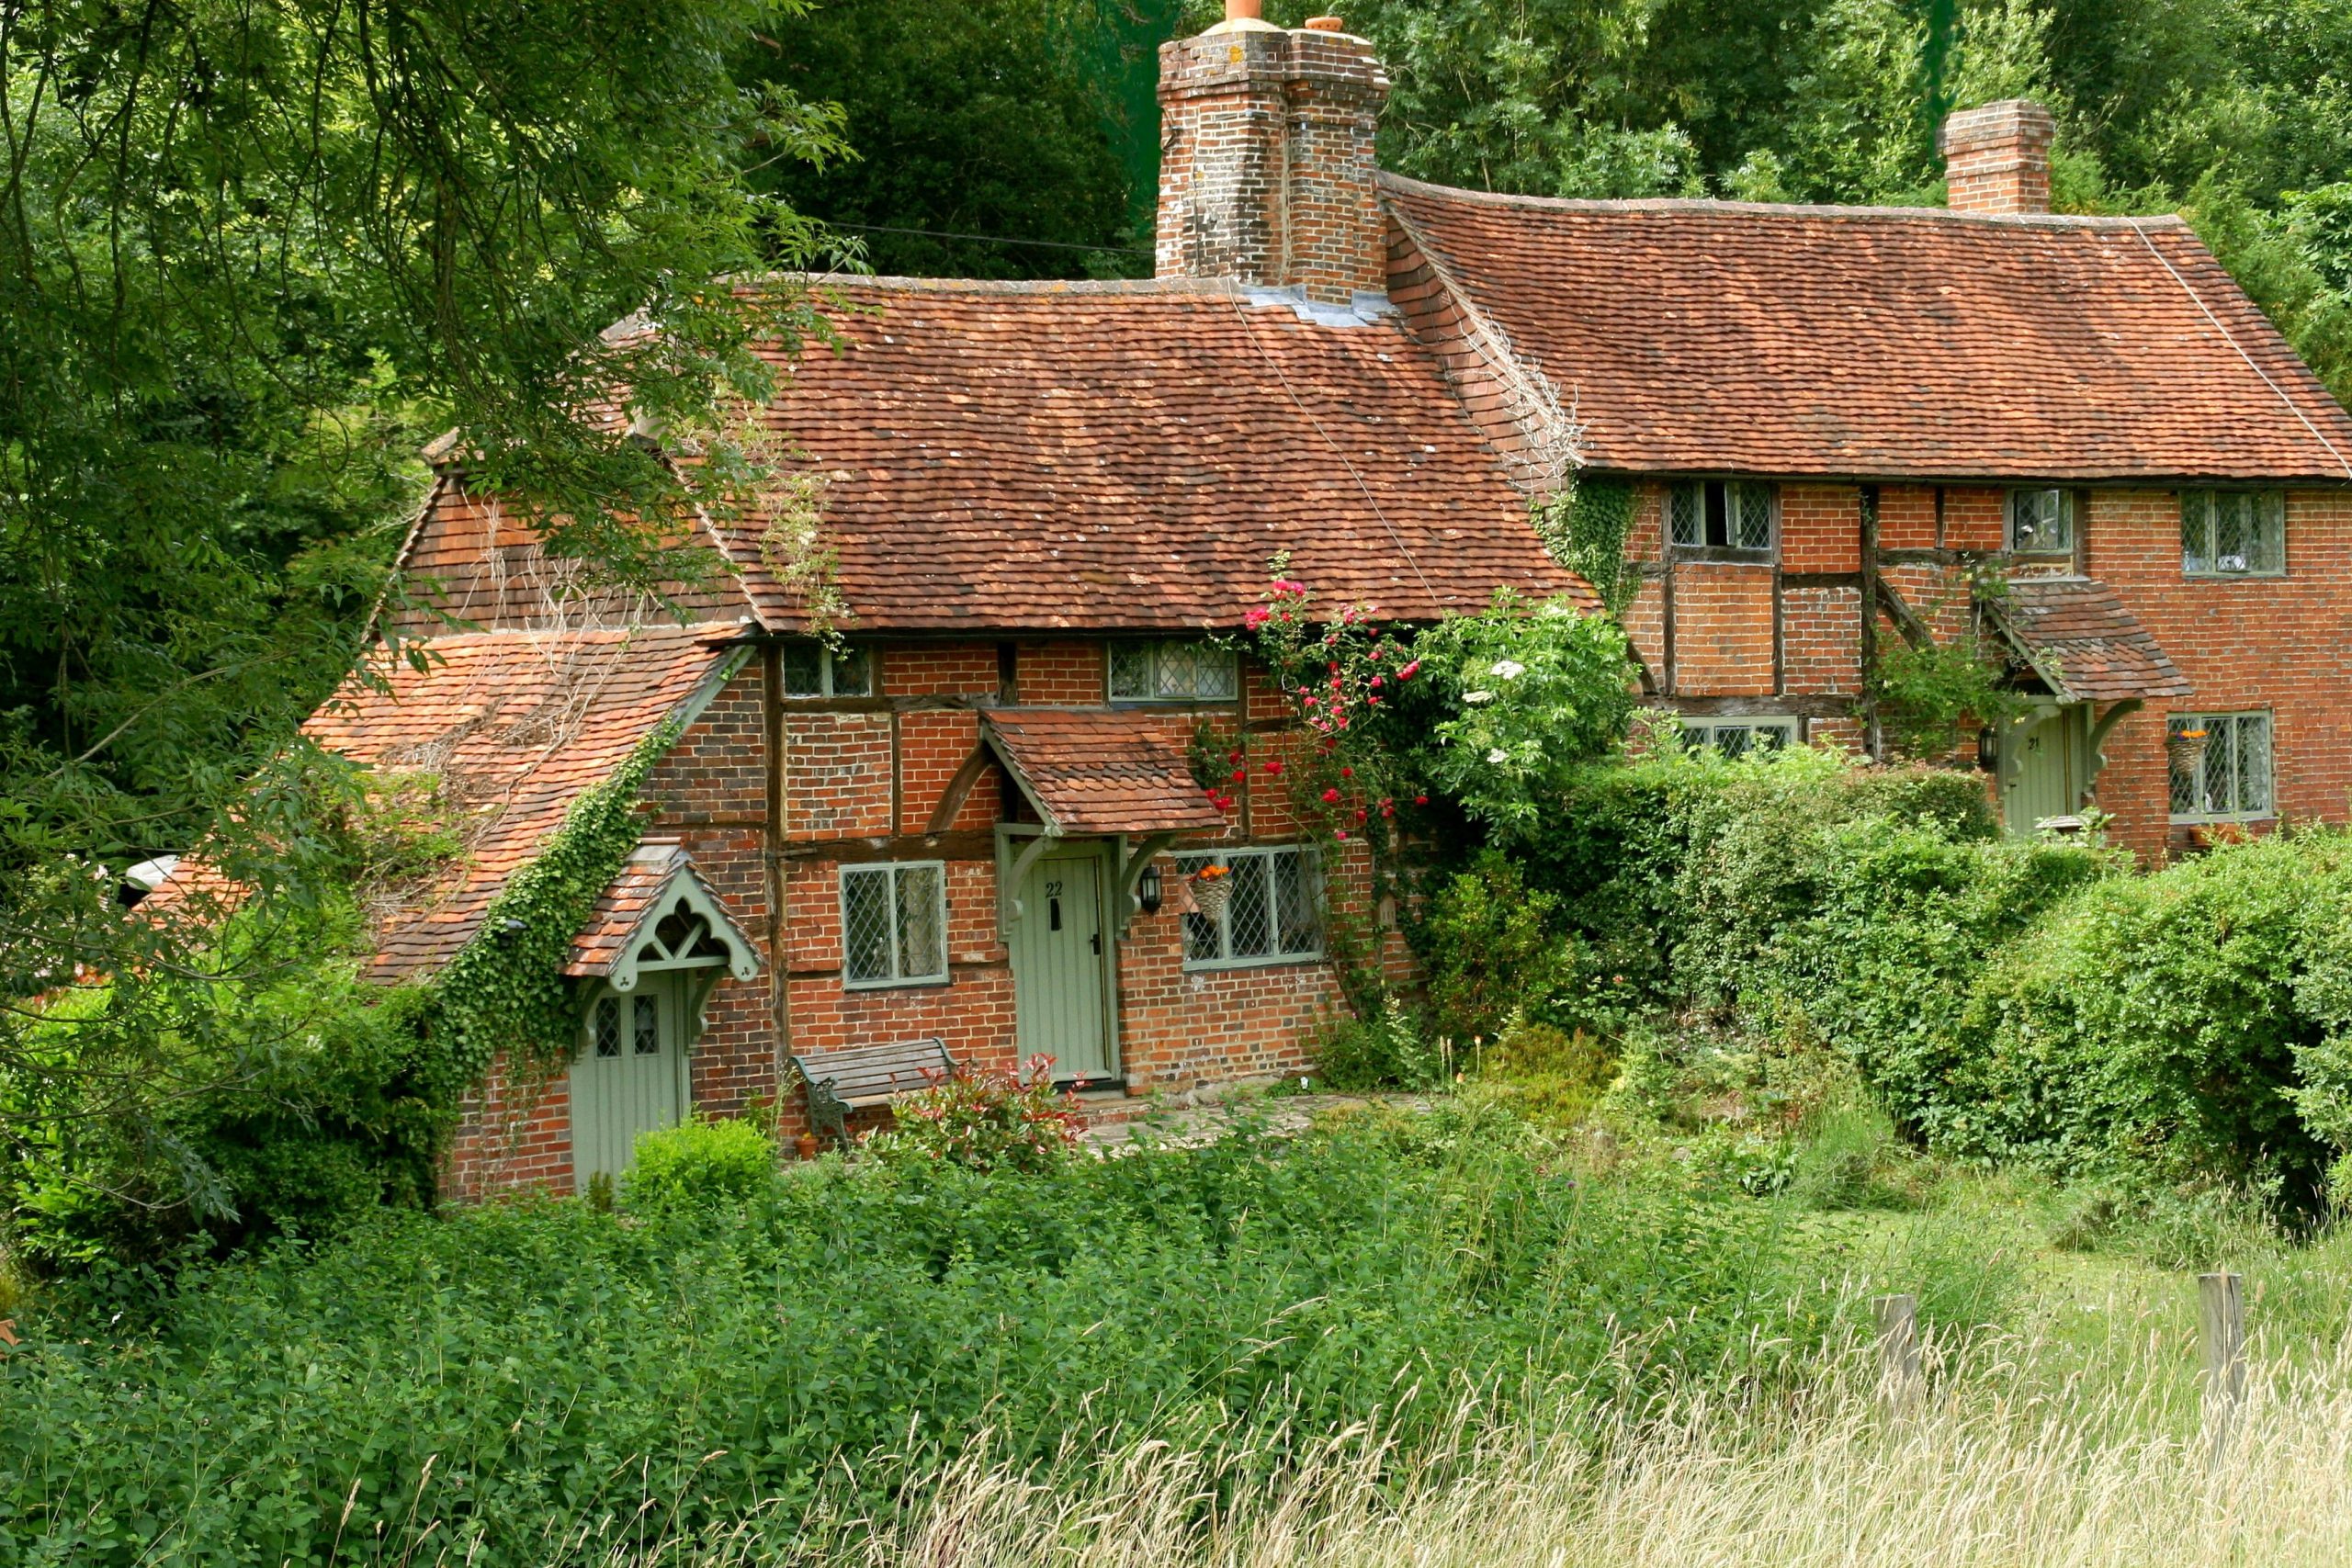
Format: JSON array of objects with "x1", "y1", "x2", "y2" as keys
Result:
[{"x1": 790, "y1": 1038, "x2": 956, "y2": 1147}]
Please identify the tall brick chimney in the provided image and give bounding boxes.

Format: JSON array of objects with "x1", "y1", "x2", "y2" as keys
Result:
[
  {"x1": 1156, "y1": 4, "x2": 1390, "y2": 303},
  {"x1": 1939, "y1": 100, "x2": 2056, "y2": 216}
]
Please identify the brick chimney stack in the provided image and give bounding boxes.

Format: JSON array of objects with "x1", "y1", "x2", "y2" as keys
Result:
[
  {"x1": 1156, "y1": 4, "x2": 1390, "y2": 303},
  {"x1": 1939, "y1": 100, "x2": 2057, "y2": 216}
]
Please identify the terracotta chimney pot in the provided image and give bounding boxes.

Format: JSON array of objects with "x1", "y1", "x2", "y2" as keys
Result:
[
  {"x1": 1305, "y1": 15, "x2": 1345, "y2": 28},
  {"x1": 1226, "y1": 0, "x2": 1262, "y2": 18}
]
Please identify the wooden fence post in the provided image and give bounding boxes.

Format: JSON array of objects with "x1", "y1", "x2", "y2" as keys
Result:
[
  {"x1": 1875, "y1": 1292, "x2": 1922, "y2": 1415},
  {"x1": 2199, "y1": 1270, "x2": 2246, "y2": 1456}
]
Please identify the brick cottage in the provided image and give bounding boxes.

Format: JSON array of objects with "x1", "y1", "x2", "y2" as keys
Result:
[{"x1": 236, "y1": 1, "x2": 2352, "y2": 1195}]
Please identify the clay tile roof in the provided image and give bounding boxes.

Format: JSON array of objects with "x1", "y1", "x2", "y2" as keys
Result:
[
  {"x1": 566, "y1": 841, "x2": 759, "y2": 980},
  {"x1": 980, "y1": 707, "x2": 1227, "y2": 836},
  {"x1": 1384, "y1": 175, "x2": 2352, "y2": 484},
  {"x1": 566, "y1": 842, "x2": 685, "y2": 976},
  {"x1": 725, "y1": 276, "x2": 1595, "y2": 633},
  {"x1": 300, "y1": 624, "x2": 741, "y2": 981},
  {"x1": 1987, "y1": 577, "x2": 2193, "y2": 702}
]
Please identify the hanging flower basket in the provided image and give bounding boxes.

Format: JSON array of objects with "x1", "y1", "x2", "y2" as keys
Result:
[
  {"x1": 2167, "y1": 727, "x2": 2211, "y2": 777},
  {"x1": 1188, "y1": 864, "x2": 1233, "y2": 920}
]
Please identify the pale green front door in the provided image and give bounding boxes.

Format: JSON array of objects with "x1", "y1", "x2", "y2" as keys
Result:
[
  {"x1": 2003, "y1": 705, "x2": 2089, "y2": 836},
  {"x1": 570, "y1": 974, "x2": 693, "y2": 1191},
  {"x1": 1011, "y1": 847, "x2": 1112, "y2": 1084}
]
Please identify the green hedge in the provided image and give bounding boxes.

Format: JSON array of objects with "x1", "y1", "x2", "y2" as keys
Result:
[{"x1": 1439, "y1": 749, "x2": 2352, "y2": 1205}]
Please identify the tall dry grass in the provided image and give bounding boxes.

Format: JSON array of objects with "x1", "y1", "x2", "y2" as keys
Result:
[{"x1": 583, "y1": 1320, "x2": 2352, "y2": 1568}]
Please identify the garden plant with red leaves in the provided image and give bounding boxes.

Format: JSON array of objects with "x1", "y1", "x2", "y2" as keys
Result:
[{"x1": 865, "y1": 1055, "x2": 1084, "y2": 1173}]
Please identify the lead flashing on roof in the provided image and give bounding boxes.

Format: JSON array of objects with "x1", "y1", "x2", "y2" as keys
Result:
[{"x1": 1242, "y1": 285, "x2": 1402, "y2": 325}]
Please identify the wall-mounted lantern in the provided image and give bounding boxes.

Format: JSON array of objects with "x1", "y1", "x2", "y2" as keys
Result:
[{"x1": 1136, "y1": 862, "x2": 1164, "y2": 915}]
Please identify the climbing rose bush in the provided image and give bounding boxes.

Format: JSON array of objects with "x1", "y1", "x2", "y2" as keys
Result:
[{"x1": 1238, "y1": 574, "x2": 1635, "y2": 847}]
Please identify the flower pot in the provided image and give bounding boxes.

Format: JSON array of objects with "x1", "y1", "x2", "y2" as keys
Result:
[
  {"x1": 1189, "y1": 871, "x2": 1232, "y2": 920},
  {"x1": 795, "y1": 1132, "x2": 822, "y2": 1162},
  {"x1": 2166, "y1": 728, "x2": 2211, "y2": 779}
]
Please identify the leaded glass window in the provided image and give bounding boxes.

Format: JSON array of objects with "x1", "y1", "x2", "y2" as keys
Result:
[
  {"x1": 632, "y1": 996, "x2": 660, "y2": 1055},
  {"x1": 2181, "y1": 491, "x2": 2285, "y2": 577},
  {"x1": 593, "y1": 998, "x2": 621, "y2": 1058},
  {"x1": 2167, "y1": 712, "x2": 2274, "y2": 821},
  {"x1": 1174, "y1": 846, "x2": 1322, "y2": 967},
  {"x1": 1681, "y1": 716, "x2": 1800, "y2": 759},
  {"x1": 1107, "y1": 640, "x2": 1238, "y2": 702},
  {"x1": 1668, "y1": 480, "x2": 1776, "y2": 553},
  {"x1": 782, "y1": 643, "x2": 873, "y2": 697},
  {"x1": 841, "y1": 862, "x2": 948, "y2": 987},
  {"x1": 2007, "y1": 489, "x2": 2074, "y2": 555}
]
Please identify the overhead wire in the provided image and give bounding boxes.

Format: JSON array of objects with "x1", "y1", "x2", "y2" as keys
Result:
[
  {"x1": 2126, "y1": 218, "x2": 2352, "y2": 482},
  {"x1": 1223, "y1": 287, "x2": 1443, "y2": 613}
]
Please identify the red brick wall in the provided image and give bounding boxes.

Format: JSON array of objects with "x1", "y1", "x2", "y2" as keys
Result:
[
  {"x1": 2078, "y1": 489, "x2": 2352, "y2": 862},
  {"x1": 1781, "y1": 485, "x2": 1860, "y2": 573},
  {"x1": 1783, "y1": 584, "x2": 1862, "y2": 695},
  {"x1": 1671, "y1": 564, "x2": 1778, "y2": 694},
  {"x1": 1880, "y1": 485, "x2": 1939, "y2": 550},
  {"x1": 1016, "y1": 640, "x2": 1106, "y2": 704},
  {"x1": 443, "y1": 1056, "x2": 573, "y2": 1199}
]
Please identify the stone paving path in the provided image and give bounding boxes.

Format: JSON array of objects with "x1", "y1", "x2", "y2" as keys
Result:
[{"x1": 1080, "y1": 1089, "x2": 1429, "y2": 1149}]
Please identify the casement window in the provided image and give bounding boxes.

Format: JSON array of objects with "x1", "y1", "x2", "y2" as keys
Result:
[
  {"x1": 2181, "y1": 491, "x2": 2285, "y2": 577},
  {"x1": 2007, "y1": 489, "x2": 2075, "y2": 556},
  {"x1": 588, "y1": 994, "x2": 662, "y2": 1059},
  {"x1": 1176, "y1": 846, "x2": 1322, "y2": 967},
  {"x1": 1682, "y1": 716, "x2": 1800, "y2": 759},
  {"x1": 782, "y1": 643, "x2": 872, "y2": 697},
  {"x1": 1668, "y1": 480, "x2": 1776, "y2": 554},
  {"x1": 1108, "y1": 639, "x2": 1238, "y2": 702},
  {"x1": 2167, "y1": 712, "x2": 2273, "y2": 822},
  {"x1": 839, "y1": 862, "x2": 948, "y2": 987}
]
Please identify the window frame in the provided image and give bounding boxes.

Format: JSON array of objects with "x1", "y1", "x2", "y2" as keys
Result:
[
  {"x1": 782, "y1": 643, "x2": 873, "y2": 699},
  {"x1": 1668, "y1": 479, "x2": 1779, "y2": 558},
  {"x1": 1106, "y1": 639, "x2": 1240, "y2": 705},
  {"x1": 1681, "y1": 716, "x2": 1803, "y2": 759},
  {"x1": 838, "y1": 860, "x2": 951, "y2": 989},
  {"x1": 1174, "y1": 845, "x2": 1324, "y2": 970},
  {"x1": 2005, "y1": 488, "x2": 2075, "y2": 557},
  {"x1": 2180, "y1": 490, "x2": 2286, "y2": 580},
  {"x1": 2166, "y1": 711, "x2": 2275, "y2": 824}
]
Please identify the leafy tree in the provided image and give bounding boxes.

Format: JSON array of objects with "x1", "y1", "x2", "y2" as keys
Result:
[
  {"x1": 741, "y1": 0, "x2": 1151, "y2": 278},
  {"x1": 0, "y1": 0, "x2": 845, "y2": 1244}
]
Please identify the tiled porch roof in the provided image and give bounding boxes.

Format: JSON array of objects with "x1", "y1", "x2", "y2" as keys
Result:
[
  {"x1": 567, "y1": 840, "x2": 761, "y2": 986},
  {"x1": 981, "y1": 707, "x2": 1227, "y2": 837},
  {"x1": 1986, "y1": 576, "x2": 2193, "y2": 703}
]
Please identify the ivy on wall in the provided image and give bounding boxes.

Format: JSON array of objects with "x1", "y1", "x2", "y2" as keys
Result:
[
  {"x1": 1533, "y1": 478, "x2": 1638, "y2": 613},
  {"x1": 427, "y1": 717, "x2": 687, "y2": 1095}
]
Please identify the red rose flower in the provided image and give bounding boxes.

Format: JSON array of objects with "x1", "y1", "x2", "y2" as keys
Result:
[{"x1": 1321, "y1": 787, "x2": 1341, "y2": 804}]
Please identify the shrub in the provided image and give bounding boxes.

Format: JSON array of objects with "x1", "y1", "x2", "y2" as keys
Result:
[
  {"x1": 864, "y1": 1056, "x2": 1082, "y2": 1173},
  {"x1": 1312, "y1": 995, "x2": 1442, "y2": 1090},
  {"x1": 1412, "y1": 852, "x2": 1577, "y2": 1043},
  {"x1": 1481, "y1": 1016, "x2": 1615, "y2": 1127},
  {"x1": 1936, "y1": 831, "x2": 2352, "y2": 1200},
  {"x1": 622, "y1": 1117, "x2": 778, "y2": 1212}
]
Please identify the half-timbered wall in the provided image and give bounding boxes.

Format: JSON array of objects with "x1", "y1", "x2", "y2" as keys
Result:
[{"x1": 1623, "y1": 474, "x2": 2352, "y2": 863}]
